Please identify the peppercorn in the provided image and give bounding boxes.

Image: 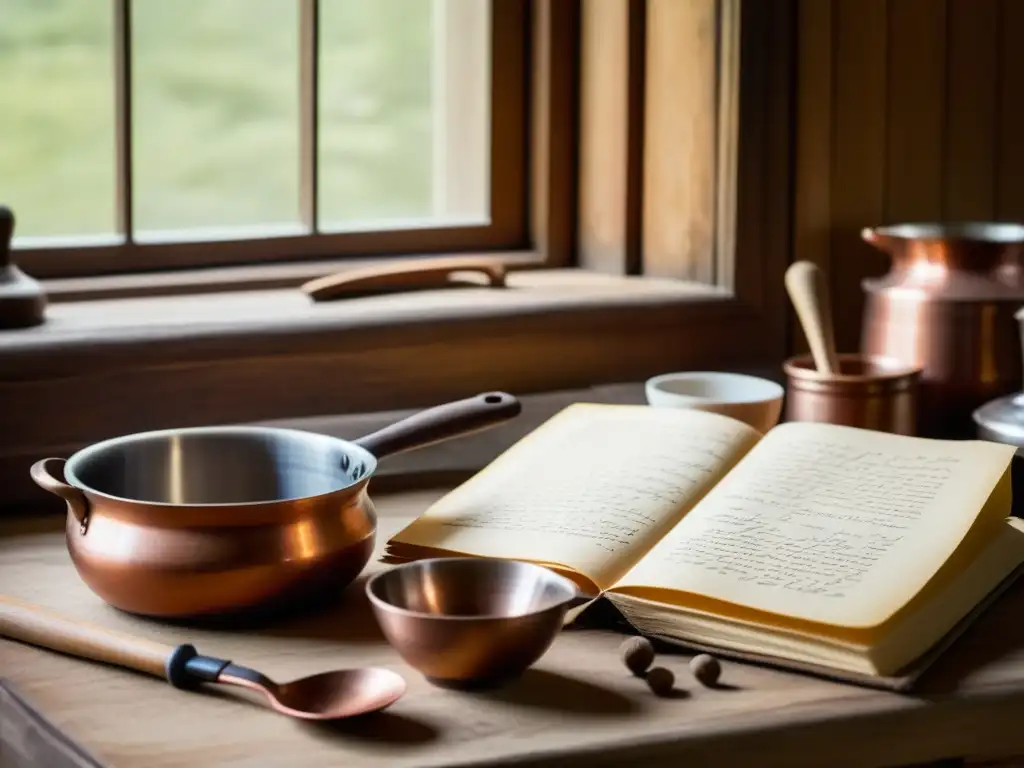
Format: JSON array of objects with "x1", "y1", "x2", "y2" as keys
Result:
[
  {"x1": 689, "y1": 653, "x2": 721, "y2": 687},
  {"x1": 645, "y1": 666, "x2": 675, "y2": 696},
  {"x1": 619, "y1": 636, "x2": 655, "y2": 676}
]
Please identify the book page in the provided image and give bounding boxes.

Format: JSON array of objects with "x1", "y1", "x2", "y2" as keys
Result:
[
  {"x1": 387, "y1": 403, "x2": 761, "y2": 590},
  {"x1": 612, "y1": 421, "x2": 1015, "y2": 627}
]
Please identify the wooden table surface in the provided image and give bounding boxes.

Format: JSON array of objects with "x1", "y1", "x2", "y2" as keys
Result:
[{"x1": 3, "y1": 489, "x2": 1024, "y2": 768}]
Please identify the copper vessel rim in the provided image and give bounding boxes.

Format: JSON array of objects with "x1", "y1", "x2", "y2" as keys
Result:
[
  {"x1": 364, "y1": 557, "x2": 580, "y2": 622},
  {"x1": 65, "y1": 476, "x2": 368, "y2": 513},
  {"x1": 61, "y1": 424, "x2": 376, "y2": 509},
  {"x1": 782, "y1": 354, "x2": 922, "y2": 384},
  {"x1": 865, "y1": 221, "x2": 1024, "y2": 244}
]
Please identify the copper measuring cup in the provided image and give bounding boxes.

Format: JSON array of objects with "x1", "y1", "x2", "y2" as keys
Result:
[{"x1": 366, "y1": 558, "x2": 587, "y2": 688}]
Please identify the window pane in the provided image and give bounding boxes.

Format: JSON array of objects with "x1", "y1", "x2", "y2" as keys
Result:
[
  {"x1": 132, "y1": 0, "x2": 300, "y2": 234},
  {"x1": 318, "y1": 0, "x2": 490, "y2": 230},
  {"x1": 0, "y1": 1, "x2": 115, "y2": 238}
]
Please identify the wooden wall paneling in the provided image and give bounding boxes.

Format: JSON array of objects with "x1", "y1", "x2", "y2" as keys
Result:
[
  {"x1": 712, "y1": 0, "x2": 740, "y2": 293},
  {"x1": 828, "y1": 0, "x2": 889, "y2": 354},
  {"x1": 529, "y1": 0, "x2": 580, "y2": 267},
  {"x1": 728, "y1": 0, "x2": 795, "y2": 367},
  {"x1": 791, "y1": 0, "x2": 833, "y2": 354},
  {"x1": 641, "y1": 0, "x2": 718, "y2": 282},
  {"x1": 792, "y1": 0, "x2": 1024, "y2": 352},
  {"x1": 577, "y1": 0, "x2": 645, "y2": 275},
  {"x1": 487, "y1": 0, "x2": 531, "y2": 246},
  {"x1": 886, "y1": 0, "x2": 947, "y2": 223},
  {"x1": 943, "y1": 0, "x2": 999, "y2": 220},
  {"x1": 757, "y1": 0, "x2": 796, "y2": 365},
  {"x1": 997, "y1": 0, "x2": 1024, "y2": 221}
]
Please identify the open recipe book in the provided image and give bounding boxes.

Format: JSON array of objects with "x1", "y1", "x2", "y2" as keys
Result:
[{"x1": 384, "y1": 404, "x2": 1024, "y2": 690}]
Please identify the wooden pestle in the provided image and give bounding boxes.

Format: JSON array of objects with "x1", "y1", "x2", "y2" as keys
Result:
[
  {"x1": 0, "y1": 205, "x2": 47, "y2": 328},
  {"x1": 785, "y1": 261, "x2": 840, "y2": 375}
]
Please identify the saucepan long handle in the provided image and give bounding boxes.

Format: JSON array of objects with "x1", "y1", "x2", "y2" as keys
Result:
[
  {"x1": 0, "y1": 596, "x2": 173, "y2": 680},
  {"x1": 354, "y1": 392, "x2": 521, "y2": 459}
]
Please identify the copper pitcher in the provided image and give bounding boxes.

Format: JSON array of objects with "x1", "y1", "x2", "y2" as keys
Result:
[{"x1": 861, "y1": 223, "x2": 1024, "y2": 438}]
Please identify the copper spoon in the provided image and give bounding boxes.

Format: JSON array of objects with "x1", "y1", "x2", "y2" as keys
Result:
[{"x1": 0, "y1": 596, "x2": 406, "y2": 720}]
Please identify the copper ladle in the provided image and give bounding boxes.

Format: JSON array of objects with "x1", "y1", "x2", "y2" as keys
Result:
[{"x1": 0, "y1": 597, "x2": 406, "y2": 720}]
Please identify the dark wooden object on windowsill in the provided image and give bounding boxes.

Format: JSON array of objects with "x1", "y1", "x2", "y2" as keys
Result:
[
  {"x1": 300, "y1": 256, "x2": 508, "y2": 302},
  {"x1": 0, "y1": 206, "x2": 46, "y2": 329}
]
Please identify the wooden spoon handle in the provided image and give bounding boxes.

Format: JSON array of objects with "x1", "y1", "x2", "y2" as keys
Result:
[
  {"x1": 784, "y1": 261, "x2": 840, "y2": 375},
  {"x1": 0, "y1": 596, "x2": 173, "y2": 679},
  {"x1": 354, "y1": 391, "x2": 522, "y2": 459},
  {"x1": 301, "y1": 256, "x2": 507, "y2": 302}
]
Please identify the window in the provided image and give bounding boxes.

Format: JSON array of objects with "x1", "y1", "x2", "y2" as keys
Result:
[
  {"x1": 1, "y1": 0, "x2": 527, "y2": 278},
  {"x1": 0, "y1": 0, "x2": 797, "y2": 513}
]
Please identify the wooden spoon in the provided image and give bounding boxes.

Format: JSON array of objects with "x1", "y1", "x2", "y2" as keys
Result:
[
  {"x1": 0, "y1": 597, "x2": 406, "y2": 721},
  {"x1": 784, "y1": 261, "x2": 841, "y2": 375},
  {"x1": 301, "y1": 256, "x2": 507, "y2": 302}
]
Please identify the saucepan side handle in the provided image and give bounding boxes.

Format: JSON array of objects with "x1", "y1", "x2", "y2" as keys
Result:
[
  {"x1": 354, "y1": 392, "x2": 522, "y2": 460},
  {"x1": 30, "y1": 458, "x2": 90, "y2": 534}
]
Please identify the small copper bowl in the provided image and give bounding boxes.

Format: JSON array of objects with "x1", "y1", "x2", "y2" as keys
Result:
[
  {"x1": 783, "y1": 353, "x2": 921, "y2": 435},
  {"x1": 366, "y1": 558, "x2": 582, "y2": 688}
]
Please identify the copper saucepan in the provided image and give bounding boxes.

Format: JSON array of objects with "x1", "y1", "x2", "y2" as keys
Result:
[{"x1": 30, "y1": 392, "x2": 521, "y2": 620}]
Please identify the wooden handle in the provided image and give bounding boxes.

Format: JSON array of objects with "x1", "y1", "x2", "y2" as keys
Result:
[
  {"x1": 354, "y1": 392, "x2": 522, "y2": 459},
  {"x1": 30, "y1": 459, "x2": 90, "y2": 533},
  {"x1": 301, "y1": 257, "x2": 507, "y2": 302},
  {"x1": 0, "y1": 596, "x2": 173, "y2": 680},
  {"x1": 784, "y1": 261, "x2": 840, "y2": 375}
]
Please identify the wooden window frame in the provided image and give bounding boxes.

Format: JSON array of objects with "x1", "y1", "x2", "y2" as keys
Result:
[
  {"x1": 0, "y1": 0, "x2": 796, "y2": 513},
  {"x1": 12, "y1": 0, "x2": 529, "y2": 281}
]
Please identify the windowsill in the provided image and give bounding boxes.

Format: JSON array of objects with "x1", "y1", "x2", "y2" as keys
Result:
[
  {"x1": 37, "y1": 251, "x2": 545, "y2": 302},
  {"x1": 0, "y1": 267, "x2": 786, "y2": 511},
  {"x1": 6, "y1": 269, "x2": 731, "y2": 375}
]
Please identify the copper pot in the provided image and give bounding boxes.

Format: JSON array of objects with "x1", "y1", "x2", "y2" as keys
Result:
[
  {"x1": 783, "y1": 353, "x2": 920, "y2": 435},
  {"x1": 861, "y1": 223, "x2": 1024, "y2": 438},
  {"x1": 29, "y1": 392, "x2": 521, "y2": 620}
]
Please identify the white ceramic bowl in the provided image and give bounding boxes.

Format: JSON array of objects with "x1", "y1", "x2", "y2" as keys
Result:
[{"x1": 645, "y1": 371, "x2": 785, "y2": 433}]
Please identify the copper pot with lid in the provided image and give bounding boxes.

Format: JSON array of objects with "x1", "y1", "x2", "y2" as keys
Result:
[
  {"x1": 30, "y1": 392, "x2": 521, "y2": 620},
  {"x1": 861, "y1": 222, "x2": 1024, "y2": 437}
]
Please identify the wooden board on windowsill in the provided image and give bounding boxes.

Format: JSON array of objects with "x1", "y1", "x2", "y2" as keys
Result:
[
  {"x1": 38, "y1": 251, "x2": 548, "y2": 303},
  {"x1": 3, "y1": 498, "x2": 1024, "y2": 768},
  {"x1": 1, "y1": 269, "x2": 725, "y2": 373}
]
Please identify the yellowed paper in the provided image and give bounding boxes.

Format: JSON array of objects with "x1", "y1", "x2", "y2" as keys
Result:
[
  {"x1": 388, "y1": 403, "x2": 761, "y2": 589},
  {"x1": 613, "y1": 421, "x2": 1015, "y2": 627}
]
